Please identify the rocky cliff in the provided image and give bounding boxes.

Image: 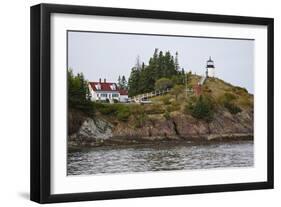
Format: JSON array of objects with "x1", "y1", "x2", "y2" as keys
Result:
[{"x1": 68, "y1": 107, "x2": 253, "y2": 147}]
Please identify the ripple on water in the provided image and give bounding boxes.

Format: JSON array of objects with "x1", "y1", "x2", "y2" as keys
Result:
[{"x1": 67, "y1": 140, "x2": 254, "y2": 175}]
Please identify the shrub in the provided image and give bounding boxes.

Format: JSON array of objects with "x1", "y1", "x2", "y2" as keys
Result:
[
  {"x1": 94, "y1": 103, "x2": 131, "y2": 120},
  {"x1": 184, "y1": 101, "x2": 194, "y2": 114},
  {"x1": 218, "y1": 92, "x2": 242, "y2": 114},
  {"x1": 191, "y1": 95, "x2": 214, "y2": 122},
  {"x1": 219, "y1": 92, "x2": 237, "y2": 103},
  {"x1": 116, "y1": 107, "x2": 131, "y2": 121},
  {"x1": 130, "y1": 105, "x2": 147, "y2": 128},
  {"x1": 73, "y1": 101, "x2": 95, "y2": 117},
  {"x1": 239, "y1": 96, "x2": 253, "y2": 107},
  {"x1": 233, "y1": 86, "x2": 248, "y2": 95},
  {"x1": 218, "y1": 92, "x2": 235, "y2": 106},
  {"x1": 224, "y1": 102, "x2": 242, "y2": 114},
  {"x1": 163, "y1": 110, "x2": 171, "y2": 120},
  {"x1": 184, "y1": 95, "x2": 198, "y2": 114},
  {"x1": 171, "y1": 75, "x2": 185, "y2": 85},
  {"x1": 170, "y1": 85, "x2": 184, "y2": 100},
  {"x1": 167, "y1": 102, "x2": 181, "y2": 112},
  {"x1": 203, "y1": 85, "x2": 212, "y2": 93},
  {"x1": 155, "y1": 78, "x2": 173, "y2": 91},
  {"x1": 145, "y1": 104, "x2": 165, "y2": 114},
  {"x1": 160, "y1": 95, "x2": 171, "y2": 105},
  {"x1": 94, "y1": 103, "x2": 117, "y2": 115}
]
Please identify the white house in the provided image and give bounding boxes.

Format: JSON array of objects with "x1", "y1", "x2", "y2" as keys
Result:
[{"x1": 88, "y1": 78, "x2": 128, "y2": 103}]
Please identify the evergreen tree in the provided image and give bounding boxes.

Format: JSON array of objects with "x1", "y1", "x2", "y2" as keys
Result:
[
  {"x1": 117, "y1": 75, "x2": 122, "y2": 88},
  {"x1": 128, "y1": 67, "x2": 141, "y2": 97},
  {"x1": 175, "y1": 51, "x2": 179, "y2": 71},
  {"x1": 117, "y1": 75, "x2": 128, "y2": 89},
  {"x1": 181, "y1": 68, "x2": 186, "y2": 84},
  {"x1": 121, "y1": 75, "x2": 128, "y2": 89},
  {"x1": 181, "y1": 68, "x2": 185, "y2": 75},
  {"x1": 67, "y1": 68, "x2": 93, "y2": 115},
  {"x1": 128, "y1": 49, "x2": 184, "y2": 96},
  {"x1": 191, "y1": 95, "x2": 214, "y2": 122},
  {"x1": 139, "y1": 65, "x2": 154, "y2": 93}
]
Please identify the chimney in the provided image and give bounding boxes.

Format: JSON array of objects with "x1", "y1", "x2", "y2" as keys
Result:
[
  {"x1": 99, "y1": 78, "x2": 101, "y2": 83},
  {"x1": 104, "y1": 78, "x2": 106, "y2": 83}
]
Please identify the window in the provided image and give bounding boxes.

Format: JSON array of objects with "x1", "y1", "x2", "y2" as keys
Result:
[
  {"x1": 95, "y1": 84, "x2": 101, "y2": 90},
  {"x1": 101, "y1": 93, "x2": 107, "y2": 97},
  {"x1": 110, "y1": 84, "x2": 116, "y2": 90},
  {"x1": 112, "y1": 94, "x2": 119, "y2": 98}
]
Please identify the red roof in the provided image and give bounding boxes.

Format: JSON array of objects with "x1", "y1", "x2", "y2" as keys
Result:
[
  {"x1": 89, "y1": 82, "x2": 128, "y2": 96},
  {"x1": 89, "y1": 82, "x2": 118, "y2": 91}
]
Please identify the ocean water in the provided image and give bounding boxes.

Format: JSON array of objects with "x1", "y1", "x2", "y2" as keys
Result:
[{"x1": 67, "y1": 140, "x2": 254, "y2": 175}]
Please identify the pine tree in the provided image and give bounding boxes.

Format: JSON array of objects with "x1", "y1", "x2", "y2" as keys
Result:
[
  {"x1": 128, "y1": 67, "x2": 141, "y2": 97},
  {"x1": 121, "y1": 75, "x2": 128, "y2": 89},
  {"x1": 117, "y1": 75, "x2": 122, "y2": 88},
  {"x1": 67, "y1": 68, "x2": 93, "y2": 115},
  {"x1": 175, "y1": 51, "x2": 179, "y2": 71},
  {"x1": 128, "y1": 49, "x2": 183, "y2": 96}
]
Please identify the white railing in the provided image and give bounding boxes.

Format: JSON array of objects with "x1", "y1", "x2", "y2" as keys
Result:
[
  {"x1": 199, "y1": 76, "x2": 206, "y2": 85},
  {"x1": 131, "y1": 88, "x2": 171, "y2": 103}
]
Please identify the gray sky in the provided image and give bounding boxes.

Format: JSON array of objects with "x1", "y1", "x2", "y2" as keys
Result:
[{"x1": 68, "y1": 31, "x2": 254, "y2": 93}]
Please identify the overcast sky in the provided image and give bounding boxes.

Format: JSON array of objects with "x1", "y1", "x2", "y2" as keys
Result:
[{"x1": 68, "y1": 31, "x2": 254, "y2": 93}]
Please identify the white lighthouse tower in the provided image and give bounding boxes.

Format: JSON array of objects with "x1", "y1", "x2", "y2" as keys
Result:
[{"x1": 205, "y1": 56, "x2": 215, "y2": 78}]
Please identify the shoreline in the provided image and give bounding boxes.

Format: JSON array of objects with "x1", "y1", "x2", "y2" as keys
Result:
[{"x1": 68, "y1": 133, "x2": 253, "y2": 150}]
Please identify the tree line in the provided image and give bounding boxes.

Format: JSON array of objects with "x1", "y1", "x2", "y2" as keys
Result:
[
  {"x1": 128, "y1": 49, "x2": 186, "y2": 97},
  {"x1": 68, "y1": 68, "x2": 94, "y2": 116}
]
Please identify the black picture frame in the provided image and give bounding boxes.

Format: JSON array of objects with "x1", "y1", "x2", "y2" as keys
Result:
[{"x1": 30, "y1": 3, "x2": 274, "y2": 204}]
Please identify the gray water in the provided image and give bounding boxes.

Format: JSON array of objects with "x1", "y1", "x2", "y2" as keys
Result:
[{"x1": 67, "y1": 140, "x2": 253, "y2": 175}]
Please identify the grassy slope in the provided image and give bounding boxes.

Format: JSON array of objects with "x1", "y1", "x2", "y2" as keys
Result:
[
  {"x1": 150, "y1": 75, "x2": 253, "y2": 115},
  {"x1": 92, "y1": 74, "x2": 253, "y2": 128}
]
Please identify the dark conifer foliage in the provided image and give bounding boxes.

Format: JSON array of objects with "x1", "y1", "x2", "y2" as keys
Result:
[
  {"x1": 68, "y1": 68, "x2": 94, "y2": 116},
  {"x1": 128, "y1": 49, "x2": 183, "y2": 97}
]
